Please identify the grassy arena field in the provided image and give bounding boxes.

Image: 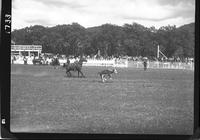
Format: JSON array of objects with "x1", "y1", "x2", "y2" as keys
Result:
[{"x1": 10, "y1": 64, "x2": 194, "y2": 134}]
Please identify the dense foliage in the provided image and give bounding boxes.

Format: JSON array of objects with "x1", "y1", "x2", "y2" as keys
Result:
[{"x1": 11, "y1": 22, "x2": 194, "y2": 58}]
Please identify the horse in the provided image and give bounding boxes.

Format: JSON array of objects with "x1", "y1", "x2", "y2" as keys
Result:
[
  {"x1": 51, "y1": 57, "x2": 60, "y2": 69},
  {"x1": 65, "y1": 57, "x2": 87, "y2": 78}
]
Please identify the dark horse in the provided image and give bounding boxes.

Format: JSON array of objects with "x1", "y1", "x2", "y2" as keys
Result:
[
  {"x1": 65, "y1": 58, "x2": 87, "y2": 78},
  {"x1": 51, "y1": 57, "x2": 60, "y2": 69}
]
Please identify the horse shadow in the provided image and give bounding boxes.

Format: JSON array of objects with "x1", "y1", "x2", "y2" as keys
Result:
[
  {"x1": 63, "y1": 75, "x2": 114, "y2": 83},
  {"x1": 89, "y1": 79, "x2": 114, "y2": 83},
  {"x1": 64, "y1": 75, "x2": 86, "y2": 78}
]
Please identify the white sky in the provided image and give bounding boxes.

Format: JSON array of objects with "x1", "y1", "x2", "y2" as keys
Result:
[{"x1": 11, "y1": 0, "x2": 195, "y2": 30}]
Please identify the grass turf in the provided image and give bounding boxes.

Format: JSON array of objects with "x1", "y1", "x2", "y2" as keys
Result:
[{"x1": 10, "y1": 64, "x2": 194, "y2": 134}]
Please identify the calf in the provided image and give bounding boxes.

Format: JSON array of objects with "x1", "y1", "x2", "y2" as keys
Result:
[{"x1": 98, "y1": 68, "x2": 117, "y2": 83}]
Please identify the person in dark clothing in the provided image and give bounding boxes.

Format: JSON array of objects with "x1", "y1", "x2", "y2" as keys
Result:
[
  {"x1": 12, "y1": 56, "x2": 16, "y2": 64},
  {"x1": 67, "y1": 57, "x2": 70, "y2": 65},
  {"x1": 143, "y1": 59, "x2": 148, "y2": 71},
  {"x1": 23, "y1": 56, "x2": 27, "y2": 65},
  {"x1": 63, "y1": 57, "x2": 70, "y2": 68}
]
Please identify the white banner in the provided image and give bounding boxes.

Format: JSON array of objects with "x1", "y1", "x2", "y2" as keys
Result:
[{"x1": 83, "y1": 59, "x2": 114, "y2": 67}]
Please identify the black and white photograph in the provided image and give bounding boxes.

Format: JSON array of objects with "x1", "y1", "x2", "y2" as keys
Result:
[{"x1": 9, "y1": 0, "x2": 195, "y2": 135}]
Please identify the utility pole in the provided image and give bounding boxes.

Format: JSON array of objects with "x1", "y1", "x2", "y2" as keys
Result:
[
  {"x1": 157, "y1": 44, "x2": 167, "y2": 59},
  {"x1": 157, "y1": 45, "x2": 159, "y2": 59}
]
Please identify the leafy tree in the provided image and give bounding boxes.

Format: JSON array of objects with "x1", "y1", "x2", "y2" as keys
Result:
[{"x1": 11, "y1": 22, "x2": 194, "y2": 58}]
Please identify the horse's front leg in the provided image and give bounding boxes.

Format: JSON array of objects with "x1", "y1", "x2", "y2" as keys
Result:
[
  {"x1": 79, "y1": 70, "x2": 85, "y2": 78},
  {"x1": 66, "y1": 71, "x2": 69, "y2": 77}
]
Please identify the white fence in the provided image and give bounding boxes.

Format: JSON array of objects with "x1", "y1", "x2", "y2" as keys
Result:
[
  {"x1": 128, "y1": 61, "x2": 194, "y2": 70},
  {"x1": 11, "y1": 57, "x2": 194, "y2": 70}
]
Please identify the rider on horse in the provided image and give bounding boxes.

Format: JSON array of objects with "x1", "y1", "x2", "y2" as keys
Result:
[{"x1": 65, "y1": 56, "x2": 87, "y2": 77}]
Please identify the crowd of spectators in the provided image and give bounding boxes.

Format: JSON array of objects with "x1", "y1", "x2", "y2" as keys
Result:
[
  {"x1": 11, "y1": 54, "x2": 55, "y2": 65},
  {"x1": 11, "y1": 53, "x2": 194, "y2": 65}
]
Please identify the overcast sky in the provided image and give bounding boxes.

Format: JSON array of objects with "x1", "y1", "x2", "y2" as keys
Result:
[{"x1": 11, "y1": 0, "x2": 195, "y2": 30}]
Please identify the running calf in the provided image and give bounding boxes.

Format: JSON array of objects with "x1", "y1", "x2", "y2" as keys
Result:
[{"x1": 98, "y1": 68, "x2": 117, "y2": 83}]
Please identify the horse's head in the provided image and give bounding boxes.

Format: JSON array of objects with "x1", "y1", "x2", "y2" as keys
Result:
[
  {"x1": 113, "y1": 68, "x2": 118, "y2": 74},
  {"x1": 79, "y1": 58, "x2": 87, "y2": 63}
]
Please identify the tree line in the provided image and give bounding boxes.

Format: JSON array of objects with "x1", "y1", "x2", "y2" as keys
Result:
[{"x1": 11, "y1": 22, "x2": 194, "y2": 58}]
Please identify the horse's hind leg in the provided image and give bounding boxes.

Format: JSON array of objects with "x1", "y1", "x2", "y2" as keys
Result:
[
  {"x1": 108, "y1": 74, "x2": 112, "y2": 80},
  {"x1": 66, "y1": 70, "x2": 72, "y2": 77},
  {"x1": 69, "y1": 72, "x2": 72, "y2": 77}
]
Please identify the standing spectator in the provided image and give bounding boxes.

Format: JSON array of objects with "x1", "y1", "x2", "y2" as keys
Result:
[
  {"x1": 12, "y1": 55, "x2": 16, "y2": 64},
  {"x1": 67, "y1": 57, "x2": 70, "y2": 65},
  {"x1": 143, "y1": 58, "x2": 148, "y2": 71},
  {"x1": 23, "y1": 56, "x2": 27, "y2": 65}
]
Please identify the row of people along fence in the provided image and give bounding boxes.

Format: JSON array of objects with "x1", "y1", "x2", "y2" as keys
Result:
[{"x1": 11, "y1": 55, "x2": 194, "y2": 70}]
